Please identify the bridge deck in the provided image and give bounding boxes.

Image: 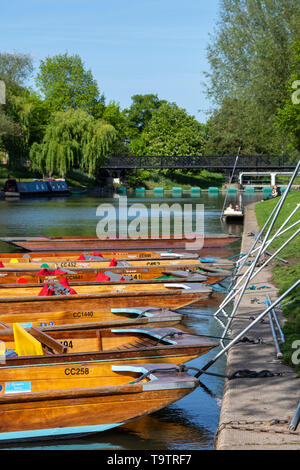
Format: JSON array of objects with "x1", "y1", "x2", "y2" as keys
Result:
[{"x1": 102, "y1": 155, "x2": 297, "y2": 170}]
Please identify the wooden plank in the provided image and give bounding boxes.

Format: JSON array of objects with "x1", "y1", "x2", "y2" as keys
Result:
[{"x1": 29, "y1": 327, "x2": 67, "y2": 354}]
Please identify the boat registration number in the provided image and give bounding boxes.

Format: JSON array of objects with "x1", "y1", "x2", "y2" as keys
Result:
[
  {"x1": 72, "y1": 311, "x2": 94, "y2": 318},
  {"x1": 64, "y1": 367, "x2": 90, "y2": 376}
]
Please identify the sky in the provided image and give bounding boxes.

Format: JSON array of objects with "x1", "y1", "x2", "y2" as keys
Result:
[{"x1": 0, "y1": 0, "x2": 221, "y2": 122}]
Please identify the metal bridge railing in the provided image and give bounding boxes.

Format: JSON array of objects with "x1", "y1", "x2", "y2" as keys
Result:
[{"x1": 102, "y1": 155, "x2": 295, "y2": 170}]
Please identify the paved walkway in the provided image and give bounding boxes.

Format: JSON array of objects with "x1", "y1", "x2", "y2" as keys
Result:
[{"x1": 215, "y1": 202, "x2": 300, "y2": 450}]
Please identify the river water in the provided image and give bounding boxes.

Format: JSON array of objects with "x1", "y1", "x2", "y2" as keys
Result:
[{"x1": 0, "y1": 190, "x2": 263, "y2": 451}]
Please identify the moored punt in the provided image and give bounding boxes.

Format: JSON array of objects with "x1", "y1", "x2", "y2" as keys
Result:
[
  {"x1": 0, "y1": 234, "x2": 240, "y2": 251},
  {"x1": 0, "y1": 306, "x2": 184, "y2": 329},
  {"x1": 0, "y1": 282, "x2": 213, "y2": 322},
  {"x1": 0, "y1": 264, "x2": 231, "y2": 286},
  {"x1": 0, "y1": 250, "x2": 201, "y2": 263},
  {"x1": 0, "y1": 324, "x2": 218, "y2": 366},
  {"x1": 0, "y1": 362, "x2": 198, "y2": 442},
  {"x1": 0, "y1": 250, "x2": 235, "y2": 268},
  {"x1": 221, "y1": 209, "x2": 244, "y2": 222}
]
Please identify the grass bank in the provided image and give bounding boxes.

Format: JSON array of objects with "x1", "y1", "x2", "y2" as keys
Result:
[
  {"x1": 125, "y1": 168, "x2": 225, "y2": 190},
  {"x1": 255, "y1": 191, "x2": 300, "y2": 375}
]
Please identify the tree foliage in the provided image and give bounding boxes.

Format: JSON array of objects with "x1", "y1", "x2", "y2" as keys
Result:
[
  {"x1": 277, "y1": 41, "x2": 300, "y2": 152},
  {"x1": 35, "y1": 53, "x2": 104, "y2": 115},
  {"x1": 205, "y1": 0, "x2": 300, "y2": 155},
  {"x1": 136, "y1": 102, "x2": 206, "y2": 156},
  {"x1": 124, "y1": 94, "x2": 166, "y2": 139},
  {"x1": 30, "y1": 109, "x2": 116, "y2": 176},
  {"x1": 0, "y1": 52, "x2": 33, "y2": 88}
]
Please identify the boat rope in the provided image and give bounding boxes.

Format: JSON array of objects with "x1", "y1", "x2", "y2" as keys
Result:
[
  {"x1": 152, "y1": 331, "x2": 266, "y2": 345},
  {"x1": 153, "y1": 331, "x2": 233, "y2": 345},
  {"x1": 208, "y1": 284, "x2": 272, "y2": 293},
  {"x1": 188, "y1": 366, "x2": 285, "y2": 380},
  {"x1": 130, "y1": 365, "x2": 286, "y2": 384},
  {"x1": 227, "y1": 254, "x2": 246, "y2": 260}
]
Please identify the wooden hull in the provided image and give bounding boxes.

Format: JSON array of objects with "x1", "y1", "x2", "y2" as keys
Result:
[
  {"x1": 0, "y1": 257, "x2": 204, "y2": 271},
  {"x1": 0, "y1": 307, "x2": 183, "y2": 329},
  {"x1": 0, "y1": 363, "x2": 198, "y2": 442},
  {"x1": 0, "y1": 250, "x2": 200, "y2": 262},
  {"x1": 0, "y1": 283, "x2": 212, "y2": 325},
  {"x1": 0, "y1": 265, "x2": 229, "y2": 286},
  {"x1": 0, "y1": 325, "x2": 217, "y2": 367},
  {"x1": 0, "y1": 234, "x2": 240, "y2": 251}
]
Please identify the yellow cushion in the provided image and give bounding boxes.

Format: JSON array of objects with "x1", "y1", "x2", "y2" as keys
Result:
[
  {"x1": 9, "y1": 258, "x2": 19, "y2": 263},
  {"x1": 13, "y1": 323, "x2": 43, "y2": 356}
]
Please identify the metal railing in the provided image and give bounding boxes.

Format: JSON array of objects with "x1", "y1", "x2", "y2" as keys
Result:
[{"x1": 102, "y1": 154, "x2": 297, "y2": 170}]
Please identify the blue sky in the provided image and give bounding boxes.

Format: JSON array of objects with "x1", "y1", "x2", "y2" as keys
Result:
[{"x1": 0, "y1": 0, "x2": 220, "y2": 122}]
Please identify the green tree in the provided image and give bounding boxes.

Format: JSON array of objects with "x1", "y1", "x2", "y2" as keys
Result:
[
  {"x1": 124, "y1": 94, "x2": 166, "y2": 139},
  {"x1": 0, "y1": 52, "x2": 33, "y2": 88},
  {"x1": 204, "y1": 96, "x2": 291, "y2": 155},
  {"x1": 277, "y1": 41, "x2": 300, "y2": 152},
  {"x1": 138, "y1": 102, "x2": 206, "y2": 156},
  {"x1": 35, "y1": 53, "x2": 104, "y2": 115},
  {"x1": 101, "y1": 101, "x2": 130, "y2": 156},
  {"x1": 30, "y1": 108, "x2": 116, "y2": 177},
  {"x1": 0, "y1": 52, "x2": 34, "y2": 163},
  {"x1": 205, "y1": 0, "x2": 300, "y2": 154}
]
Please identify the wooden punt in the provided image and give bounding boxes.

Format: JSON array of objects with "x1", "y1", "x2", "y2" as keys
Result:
[
  {"x1": 0, "y1": 282, "x2": 213, "y2": 323},
  {"x1": 0, "y1": 324, "x2": 217, "y2": 366},
  {"x1": 221, "y1": 209, "x2": 244, "y2": 222},
  {"x1": 0, "y1": 263, "x2": 231, "y2": 286},
  {"x1": 0, "y1": 250, "x2": 200, "y2": 262},
  {"x1": 0, "y1": 234, "x2": 240, "y2": 251},
  {"x1": 0, "y1": 250, "x2": 235, "y2": 268},
  {"x1": 0, "y1": 361, "x2": 198, "y2": 442},
  {"x1": 0, "y1": 306, "x2": 184, "y2": 330}
]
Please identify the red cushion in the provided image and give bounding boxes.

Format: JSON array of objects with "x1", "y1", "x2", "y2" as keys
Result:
[
  {"x1": 109, "y1": 258, "x2": 117, "y2": 266},
  {"x1": 95, "y1": 272, "x2": 110, "y2": 281}
]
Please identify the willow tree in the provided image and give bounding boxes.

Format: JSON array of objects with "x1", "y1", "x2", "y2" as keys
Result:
[{"x1": 30, "y1": 108, "x2": 116, "y2": 177}]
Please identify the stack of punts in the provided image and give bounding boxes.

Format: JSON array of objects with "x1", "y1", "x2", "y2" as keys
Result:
[{"x1": 0, "y1": 231, "x2": 236, "y2": 443}]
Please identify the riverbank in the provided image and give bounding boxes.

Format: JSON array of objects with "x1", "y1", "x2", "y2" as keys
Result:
[{"x1": 215, "y1": 201, "x2": 300, "y2": 450}]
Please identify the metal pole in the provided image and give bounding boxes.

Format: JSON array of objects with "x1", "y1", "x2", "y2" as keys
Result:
[
  {"x1": 234, "y1": 162, "x2": 299, "y2": 275},
  {"x1": 220, "y1": 148, "x2": 241, "y2": 220},
  {"x1": 229, "y1": 160, "x2": 299, "y2": 312},
  {"x1": 219, "y1": 228, "x2": 299, "y2": 343},
  {"x1": 215, "y1": 160, "x2": 300, "y2": 318},
  {"x1": 231, "y1": 219, "x2": 300, "y2": 287},
  {"x1": 265, "y1": 299, "x2": 283, "y2": 359},
  {"x1": 196, "y1": 280, "x2": 300, "y2": 376},
  {"x1": 237, "y1": 204, "x2": 300, "y2": 262},
  {"x1": 289, "y1": 403, "x2": 300, "y2": 431},
  {"x1": 267, "y1": 293, "x2": 285, "y2": 343},
  {"x1": 215, "y1": 226, "x2": 300, "y2": 319}
]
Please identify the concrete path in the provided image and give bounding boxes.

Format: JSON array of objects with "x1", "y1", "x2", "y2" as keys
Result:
[{"x1": 215, "y1": 202, "x2": 300, "y2": 450}]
